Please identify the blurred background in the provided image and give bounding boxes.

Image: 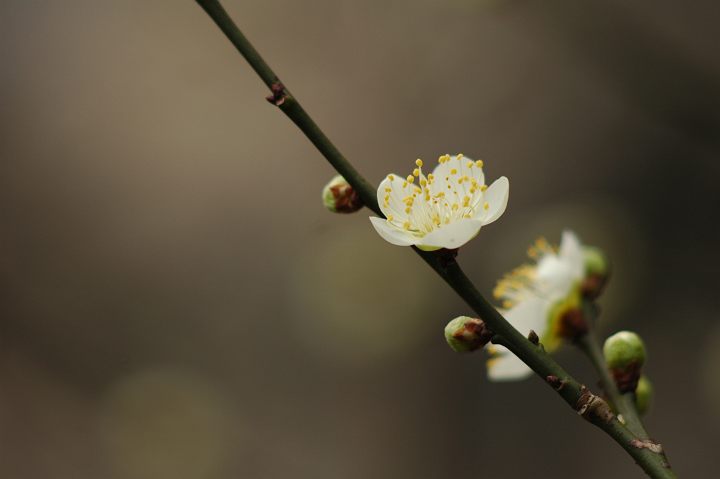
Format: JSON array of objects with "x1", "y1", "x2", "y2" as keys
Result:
[{"x1": 1, "y1": 0, "x2": 718, "y2": 477}]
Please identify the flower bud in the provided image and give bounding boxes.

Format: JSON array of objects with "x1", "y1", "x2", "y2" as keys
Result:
[
  {"x1": 582, "y1": 246, "x2": 609, "y2": 300},
  {"x1": 444, "y1": 316, "x2": 493, "y2": 353},
  {"x1": 603, "y1": 331, "x2": 646, "y2": 393},
  {"x1": 635, "y1": 376, "x2": 653, "y2": 416},
  {"x1": 322, "y1": 175, "x2": 363, "y2": 213}
]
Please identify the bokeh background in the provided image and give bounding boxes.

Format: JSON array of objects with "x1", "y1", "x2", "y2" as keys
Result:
[{"x1": 1, "y1": 0, "x2": 719, "y2": 477}]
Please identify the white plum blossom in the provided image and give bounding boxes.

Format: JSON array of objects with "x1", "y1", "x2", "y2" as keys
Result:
[
  {"x1": 487, "y1": 231, "x2": 586, "y2": 381},
  {"x1": 370, "y1": 154, "x2": 509, "y2": 251}
]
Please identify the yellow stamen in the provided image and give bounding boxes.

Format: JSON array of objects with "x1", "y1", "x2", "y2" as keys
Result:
[{"x1": 415, "y1": 159, "x2": 423, "y2": 167}]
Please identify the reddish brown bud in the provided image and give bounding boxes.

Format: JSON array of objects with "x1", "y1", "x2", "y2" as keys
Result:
[
  {"x1": 557, "y1": 307, "x2": 589, "y2": 340},
  {"x1": 444, "y1": 316, "x2": 494, "y2": 353},
  {"x1": 322, "y1": 175, "x2": 363, "y2": 213},
  {"x1": 266, "y1": 81, "x2": 287, "y2": 106},
  {"x1": 611, "y1": 361, "x2": 643, "y2": 393},
  {"x1": 581, "y1": 273, "x2": 608, "y2": 301}
]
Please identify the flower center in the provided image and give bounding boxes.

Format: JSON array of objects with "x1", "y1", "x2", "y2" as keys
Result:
[{"x1": 381, "y1": 155, "x2": 488, "y2": 236}]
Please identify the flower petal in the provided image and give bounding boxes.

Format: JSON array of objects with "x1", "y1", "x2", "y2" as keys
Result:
[
  {"x1": 478, "y1": 176, "x2": 509, "y2": 224},
  {"x1": 369, "y1": 217, "x2": 417, "y2": 246},
  {"x1": 559, "y1": 230, "x2": 584, "y2": 281},
  {"x1": 503, "y1": 295, "x2": 551, "y2": 336},
  {"x1": 376, "y1": 174, "x2": 409, "y2": 221},
  {"x1": 417, "y1": 219, "x2": 483, "y2": 250},
  {"x1": 535, "y1": 231, "x2": 583, "y2": 299},
  {"x1": 487, "y1": 344, "x2": 533, "y2": 381}
]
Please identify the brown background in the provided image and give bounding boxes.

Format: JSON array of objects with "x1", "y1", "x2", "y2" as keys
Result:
[{"x1": 1, "y1": 1, "x2": 719, "y2": 478}]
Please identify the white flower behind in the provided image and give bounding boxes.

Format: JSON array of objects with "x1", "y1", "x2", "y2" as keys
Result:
[
  {"x1": 487, "y1": 231, "x2": 586, "y2": 381},
  {"x1": 370, "y1": 154, "x2": 509, "y2": 251}
]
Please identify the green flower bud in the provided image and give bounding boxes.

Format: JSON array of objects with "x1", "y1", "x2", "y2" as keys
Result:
[
  {"x1": 322, "y1": 175, "x2": 363, "y2": 213},
  {"x1": 635, "y1": 376, "x2": 653, "y2": 416},
  {"x1": 444, "y1": 316, "x2": 493, "y2": 353},
  {"x1": 583, "y1": 246, "x2": 608, "y2": 276},
  {"x1": 604, "y1": 331, "x2": 646, "y2": 369},
  {"x1": 603, "y1": 331, "x2": 646, "y2": 393},
  {"x1": 582, "y1": 246, "x2": 609, "y2": 300}
]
